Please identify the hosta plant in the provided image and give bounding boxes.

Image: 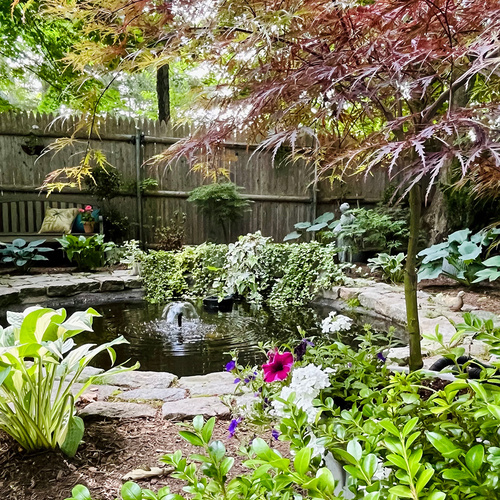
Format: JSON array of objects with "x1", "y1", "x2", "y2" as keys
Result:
[
  {"x1": 367, "y1": 253, "x2": 406, "y2": 283},
  {"x1": 473, "y1": 255, "x2": 500, "y2": 283},
  {"x1": 0, "y1": 238, "x2": 53, "y2": 271},
  {"x1": 417, "y1": 228, "x2": 500, "y2": 285},
  {"x1": 0, "y1": 306, "x2": 137, "y2": 456},
  {"x1": 57, "y1": 234, "x2": 116, "y2": 271}
]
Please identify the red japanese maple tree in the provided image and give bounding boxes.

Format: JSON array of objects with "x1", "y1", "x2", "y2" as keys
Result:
[{"x1": 44, "y1": 0, "x2": 500, "y2": 369}]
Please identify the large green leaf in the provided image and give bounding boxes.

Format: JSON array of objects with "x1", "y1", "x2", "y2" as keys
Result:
[
  {"x1": 60, "y1": 413, "x2": 85, "y2": 457},
  {"x1": 283, "y1": 231, "x2": 301, "y2": 241},
  {"x1": 458, "y1": 241, "x2": 481, "y2": 261},
  {"x1": 448, "y1": 229, "x2": 471, "y2": 244},
  {"x1": 483, "y1": 255, "x2": 500, "y2": 267}
]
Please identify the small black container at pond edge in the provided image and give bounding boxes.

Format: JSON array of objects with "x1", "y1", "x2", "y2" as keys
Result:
[{"x1": 203, "y1": 295, "x2": 234, "y2": 313}]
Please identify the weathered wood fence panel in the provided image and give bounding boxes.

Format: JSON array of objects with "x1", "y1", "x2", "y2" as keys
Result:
[{"x1": 0, "y1": 111, "x2": 390, "y2": 244}]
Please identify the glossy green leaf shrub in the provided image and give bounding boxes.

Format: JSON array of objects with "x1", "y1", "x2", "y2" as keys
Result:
[{"x1": 0, "y1": 306, "x2": 137, "y2": 456}]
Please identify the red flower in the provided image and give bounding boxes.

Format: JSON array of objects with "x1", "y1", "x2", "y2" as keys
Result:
[
  {"x1": 262, "y1": 351, "x2": 293, "y2": 383},
  {"x1": 85, "y1": 205, "x2": 92, "y2": 211}
]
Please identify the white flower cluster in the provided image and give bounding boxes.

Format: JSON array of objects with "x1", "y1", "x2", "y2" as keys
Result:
[
  {"x1": 272, "y1": 364, "x2": 332, "y2": 424},
  {"x1": 321, "y1": 311, "x2": 353, "y2": 333}
]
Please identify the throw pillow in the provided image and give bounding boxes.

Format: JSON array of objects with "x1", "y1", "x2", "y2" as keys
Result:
[
  {"x1": 72, "y1": 208, "x2": 100, "y2": 233},
  {"x1": 39, "y1": 208, "x2": 79, "y2": 234}
]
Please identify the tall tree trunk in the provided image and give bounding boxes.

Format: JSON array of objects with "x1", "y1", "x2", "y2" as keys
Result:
[
  {"x1": 405, "y1": 184, "x2": 423, "y2": 371},
  {"x1": 157, "y1": 64, "x2": 170, "y2": 124}
]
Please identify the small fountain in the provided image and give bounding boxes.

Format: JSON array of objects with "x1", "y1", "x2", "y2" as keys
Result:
[{"x1": 162, "y1": 301, "x2": 199, "y2": 326}]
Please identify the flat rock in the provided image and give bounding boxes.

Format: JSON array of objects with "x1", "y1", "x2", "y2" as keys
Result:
[
  {"x1": 79, "y1": 402, "x2": 156, "y2": 419},
  {"x1": 46, "y1": 281, "x2": 81, "y2": 297},
  {"x1": 122, "y1": 275, "x2": 143, "y2": 289},
  {"x1": 115, "y1": 387, "x2": 187, "y2": 402},
  {"x1": 178, "y1": 371, "x2": 238, "y2": 397},
  {"x1": 97, "y1": 370, "x2": 177, "y2": 389},
  {"x1": 76, "y1": 366, "x2": 105, "y2": 383},
  {"x1": 162, "y1": 396, "x2": 230, "y2": 420},
  {"x1": 51, "y1": 383, "x2": 120, "y2": 403},
  {"x1": 0, "y1": 287, "x2": 20, "y2": 306},
  {"x1": 92, "y1": 276, "x2": 125, "y2": 292}
]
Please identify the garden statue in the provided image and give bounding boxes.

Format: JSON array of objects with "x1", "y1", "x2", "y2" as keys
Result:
[{"x1": 333, "y1": 203, "x2": 355, "y2": 263}]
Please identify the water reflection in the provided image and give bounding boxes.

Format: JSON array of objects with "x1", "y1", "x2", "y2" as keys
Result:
[{"x1": 74, "y1": 300, "x2": 326, "y2": 377}]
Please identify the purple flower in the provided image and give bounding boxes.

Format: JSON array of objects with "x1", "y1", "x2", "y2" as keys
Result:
[
  {"x1": 294, "y1": 339, "x2": 315, "y2": 361},
  {"x1": 228, "y1": 417, "x2": 242, "y2": 438},
  {"x1": 225, "y1": 360, "x2": 236, "y2": 372},
  {"x1": 347, "y1": 362, "x2": 352, "y2": 368},
  {"x1": 271, "y1": 429, "x2": 280, "y2": 440},
  {"x1": 377, "y1": 352, "x2": 387, "y2": 363},
  {"x1": 234, "y1": 378, "x2": 241, "y2": 384}
]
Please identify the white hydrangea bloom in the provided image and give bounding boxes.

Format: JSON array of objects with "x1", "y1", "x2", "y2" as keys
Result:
[
  {"x1": 272, "y1": 364, "x2": 331, "y2": 423},
  {"x1": 321, "y1": 311, "x2": 353, "y2": 333}
]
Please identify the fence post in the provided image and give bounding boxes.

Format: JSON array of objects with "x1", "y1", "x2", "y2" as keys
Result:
[{"x1": 135, "y1": 127, "x2": 144, "y2": 245}]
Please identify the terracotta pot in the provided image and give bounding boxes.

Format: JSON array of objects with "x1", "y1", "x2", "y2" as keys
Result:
[{"x1": 83, "y1": 221, "x2": 95, "y2": 234}]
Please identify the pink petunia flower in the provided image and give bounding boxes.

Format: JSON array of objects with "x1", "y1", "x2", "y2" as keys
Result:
[
  {"x1": 85, "y1": 205, "x2": 92, "y2": 211},
  {"x1": 78, "y1": 208, "x2": 84, "y2": 213},
  {"x1": 262, "y1": 351, "x2": 294, "y2": 383}
]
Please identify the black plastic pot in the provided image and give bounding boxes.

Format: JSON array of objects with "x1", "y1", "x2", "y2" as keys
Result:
[{"x1": 203, "y1": 295, "x2": 234, "y2": 313}]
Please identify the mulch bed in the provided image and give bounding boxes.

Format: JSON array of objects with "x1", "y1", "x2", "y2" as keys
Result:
[{"x1": 0, "y1": 414, "x2": 281, "y2": 500}]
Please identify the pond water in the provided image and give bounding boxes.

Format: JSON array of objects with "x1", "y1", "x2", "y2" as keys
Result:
[
  {"x1": 0, "y1": 295, "x2": 407, "y2": 377},
  {"x1": 74, "y1": 300, "x2": 334, "y2": 377}
]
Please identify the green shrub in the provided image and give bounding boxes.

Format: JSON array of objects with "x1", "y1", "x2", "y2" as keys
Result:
[
  {"x1": 187, "y1": 182, "x2": 251, "y2": 242},
  {"x1": 57, "y1": 234, "x2": 116, "y2": 271},
  {"x1": 140, "y1": 234, "x2": 345, "y2": 306},
  {"x1": 141, "y1": 250, "x2": 188, "y2": 302},
  {"x1": 0, "y1": 306, "x2": 137, "y2": 456}
]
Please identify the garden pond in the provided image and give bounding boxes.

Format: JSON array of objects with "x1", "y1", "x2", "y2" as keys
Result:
[
  {"x1": 0, "y1": 296, "x2": 406, "y2": 377},
  {"x1": 70, "y1": 299, "x2": 406, "y2": 376}
]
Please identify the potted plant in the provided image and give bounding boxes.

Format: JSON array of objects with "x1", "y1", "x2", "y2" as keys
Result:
[{"x1": 79, "y1": 205, "x2": 97, "y2": 233}]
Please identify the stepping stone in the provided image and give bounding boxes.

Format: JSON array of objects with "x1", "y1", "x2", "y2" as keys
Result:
[
  {"x1": 178, "y1": 371, "x2": 238, "y2": 397},
  {"x1": 51, "y1": 383, "x2": 120, "y2": 403},
  {"x1": 115, "y1": 388, "x2": 187, "y2": 402},
  {"x1": 96, "y1": 371, "x2": 177, "y2": 389},
  {"x1": 92, "y1": 276, "x2": 125, "y2": 292},
  {"x1": 162, "y1": 396, "x2": 230, "y2": 420},
  {"x1": 79, "y1": 402, "x2": 156, "y2": 419}
]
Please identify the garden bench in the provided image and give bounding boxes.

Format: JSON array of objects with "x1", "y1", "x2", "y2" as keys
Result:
[{"x1": 0, "y1": 192, "x2": 103, "y2": 244}]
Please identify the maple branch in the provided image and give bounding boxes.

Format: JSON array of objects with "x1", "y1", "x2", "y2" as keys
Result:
[{"x1": 422, "y1": 48, "x2": 500, "y2": 122}]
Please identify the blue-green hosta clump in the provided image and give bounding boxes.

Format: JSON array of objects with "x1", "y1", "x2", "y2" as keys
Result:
[
  {"x1": 0, "y1": 238, "x2": 53, "y2": 271},
  {"x1": 0, "y1": 306, "x2": 138, "y2": 456},
  {"x1": 417, "y1": 228, "x2": 500, "y2": 285}
]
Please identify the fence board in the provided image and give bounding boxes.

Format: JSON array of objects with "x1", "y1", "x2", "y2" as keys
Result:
[{"x1": 0, "y1": 111, "x2": 390, "y2": 244}]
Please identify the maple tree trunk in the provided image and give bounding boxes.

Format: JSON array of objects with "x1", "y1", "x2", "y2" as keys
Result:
[
  {"x1": 157, "y1": 64, "x2": 170, "y2": 124},
  {"x1": 405, "y1": 184, "x2": 423, "y2": 371}
]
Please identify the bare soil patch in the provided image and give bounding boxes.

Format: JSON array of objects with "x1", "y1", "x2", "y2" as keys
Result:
[{"x1": 0, "y1": 413, "x2": 281, "y2": 500}]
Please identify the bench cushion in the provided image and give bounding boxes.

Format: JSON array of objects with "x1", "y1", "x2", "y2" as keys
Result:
[{"x1": 39, "y1": 208, "x2": 79, "y2": 234}]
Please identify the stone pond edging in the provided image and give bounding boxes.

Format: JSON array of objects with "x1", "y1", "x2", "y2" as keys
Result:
[
  {"x1": 315, "y1": 278, "x2": 499, "y2": 367},
  {"x1": 0, "y1": 270, "x2": 142, "y2": 307}
]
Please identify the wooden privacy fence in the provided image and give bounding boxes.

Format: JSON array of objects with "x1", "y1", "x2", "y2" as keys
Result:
[{"x1": 0, "y1": 111, "x2": 391, "y2": 244}]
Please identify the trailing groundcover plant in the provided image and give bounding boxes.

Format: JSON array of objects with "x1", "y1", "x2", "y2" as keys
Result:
[
  {"x1": 39, "y1": 0, "x2": 500, "y2": 371},
  {"x1": 0, "y1": 306, "x2": 137, "y2": 456}
]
